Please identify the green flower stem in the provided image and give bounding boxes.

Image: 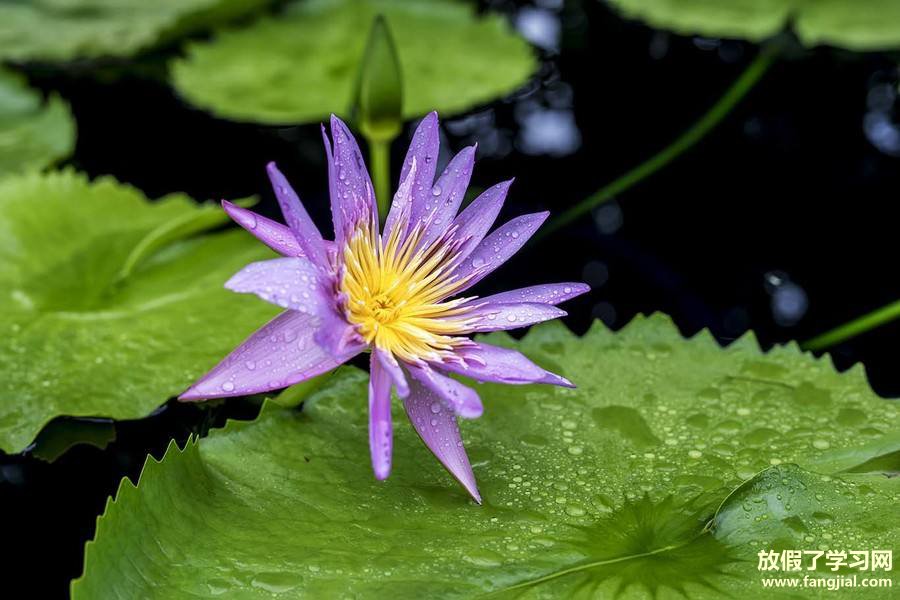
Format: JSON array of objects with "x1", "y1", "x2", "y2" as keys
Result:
[
  {"x1": 802, "y1": 300, "x2": 900, "y2": 351},
  {"x1": 537, "y1": 45, "x2": 778, "y2": 241},
  {"x1": 370, "y1": 137, "x2": 392, "y2": 222}
]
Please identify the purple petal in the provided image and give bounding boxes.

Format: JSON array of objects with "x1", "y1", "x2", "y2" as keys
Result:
[
  {"x1": 415, "y1": 146, "x2": 475, "y2": 247},
  {"x1": 329, "y1": 116, "x2": 377, "y2": 234},
  {"x1": 386, "y1": 112, "x2": 439, "y2": 237},
  {"x1": 266, "y1": 162, "x2": 328, "y2": 267},
  {"x1": 472, "y1": 282, "x2": 590, "y2": 306},
  {"x1": 179, "y1": 311, "x2": 354, "y2": 401},
  {"x1": 453, "y1": 211, "x2": 549, "y2": 293},
  {"x1": 450, "y1": 180, "x2": 512, "y2": 260},
  {"x1": 225, "y1": 257, "x2": 328, "y2": 315},
  {"x1": 222, "y1": 201, "x2": 304, "y2": 257},
  {"x1": 439, "y1": 342, "x2": 574, "y2": 387},
  {"x1": 321, "y1": 124, "x2": 343, "y2": 241},
  {"x1": 376, "y1": 348, "x2": 409, "y2": 398},
  {"x1": 382, "y1": 158, "x2": 417, "y2": 242},
  {"x1": 406, "y1": 363, "x2": 483, "y2": 419},
  {"x1": 313, "y1": 304, "x2": 366, "y2": 359},
  {"x1": 369, "y1": 353, "x2": 393, "y2": 480},
  {"x1": 402, "y1": 376, "x2": 481, "y2": 503},
  {"x1": 458, "y1": 301, "x2": 566, "y2": 333}
]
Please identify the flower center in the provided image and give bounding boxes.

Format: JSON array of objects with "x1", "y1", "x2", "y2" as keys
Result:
[{"x1": 339, "y1": 220, "x2": 475, "y2": 363}]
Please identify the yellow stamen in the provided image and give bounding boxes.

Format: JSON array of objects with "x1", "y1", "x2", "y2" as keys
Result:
[{"x1": 340, "y1": 219, "x2": 475, "y2": 363}]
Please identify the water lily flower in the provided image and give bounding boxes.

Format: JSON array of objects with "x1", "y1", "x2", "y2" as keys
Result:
[{"x1": 180, "y1": 113, "x2": 588, "y2": 503}]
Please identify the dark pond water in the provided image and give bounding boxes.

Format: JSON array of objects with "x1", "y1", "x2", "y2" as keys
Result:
[{"x1": 3, "y1": 0, "x2": 900, "y2": 596}]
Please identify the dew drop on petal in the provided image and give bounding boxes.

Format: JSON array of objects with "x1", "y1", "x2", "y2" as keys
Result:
[
  {"x1": 221, "y1": 381, "x2": 235, "y2": 392},
  {"x1": 430, "y1": 401, "x2": 442, "y2": 414}
]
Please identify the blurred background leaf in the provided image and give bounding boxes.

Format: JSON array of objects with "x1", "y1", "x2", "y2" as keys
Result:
[
  {"x1": 605, "y1": 0, "x2": 900, "y2": 50},
  {"x1": 171, "y1": 0, "x2": 537, "y2": 124},
  {"x1": 0, "y1": 0, "x2": 274, "y2": 63},
  {"x1": 0, "y1": 67, "x2": 74, "y2": 176}
]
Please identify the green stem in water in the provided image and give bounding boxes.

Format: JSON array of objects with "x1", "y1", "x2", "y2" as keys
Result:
[
  {"x1": 537, "y1": 45, "x2": 778, "y2": 241},
  {"x1": 370, "y1": 138, "x2": 391, "y2": 223},
  {"x1": 802, "y1": 300, "x2": 900, "y2": 352}
]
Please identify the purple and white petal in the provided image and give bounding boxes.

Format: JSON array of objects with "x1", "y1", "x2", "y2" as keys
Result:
[
  {"x1": 376, "y1": 348, "x2": 409, "y2": 398},
  {"x1": 266, "y1": 162, "x2": 328, "y2": 267},
  {"x1": 321, "y1": 124, "x2": 343, "y2": 242},
  {"x1": 369, "y1": 353, "x2": 393, "y2": 480},
  {"x1": 329, "y1": 116, "x2": 377, "y2": 233},
  {"x1": 406, "y1": 363, "x2": 482, "y2": 419},
  {"x1": 403, "y1": 377, "x2": 481, "y2": 503},
  {"x1": 453, "y1": 211, "x2": 549, "y2": 293},
  {"x1": 450, "y1": 180, "x2": 511, "y2": 259},
  {"x1": 222, "y1": 201, "x2": 304, "y2": 257},
  {"x1": 313, "y1": 304, "x2": 366, "y2": 359},
  {"x1": 383, "y1": 158, "x2": 418, "y2": 242},
  {"x1": 179, "y1": 311, "x2": 354, "y2": 401},
  {"x1": 439, "y1": 342, "x2": 574, "y2": 387},
  {"x1": 225, "y1": 257, "x2": 328, "y2": 314},
  {"x1": 415, "y1": 145, "x2": 475, "y2": 248},
  {"x1": 459, "y1": 301, "x2": 566, "y2": 333},
  {"x1": 471, "y1": 282, "x2": 590, "y2": 306},
  {"x1": 386, "y1": 112, "x2": 439, "y2": 237}
]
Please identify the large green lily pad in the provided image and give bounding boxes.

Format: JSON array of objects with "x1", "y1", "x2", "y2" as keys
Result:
[
  {"x1": 0, "y1": 68, "x2": 75, "y2": 176},
  {"x1": 605, "y1": 0, "x2": 900, "y2": 51},
  {"x1": 73, "y1": 316, "x2": 899, "y2": 597},
  {"x1": 0, "y1": 0, "x2": 272, "y2": 63},
  {"x1": 171, "y1": 0, "x2": 536, "y2": 125},
  {"x1": 0, "y1": 171, "x2": 278, "y2": 453}
]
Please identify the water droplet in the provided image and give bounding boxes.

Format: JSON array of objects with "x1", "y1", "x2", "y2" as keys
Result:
[
  {"x1": 472, "y1": 257, "x2": 486, "y2": 268},
  {"x1": 811, "y1": 439, "x2": 830, "y2": 450},
  {"x1": 432, "y1": 185, "x2": 442, "y2": 196},
  {"x1": 430, "y1": 402, "x2": 442, "y2": 414},
  {"x1": 221, "y1": 382, "x2": 235, "y2": 392}
]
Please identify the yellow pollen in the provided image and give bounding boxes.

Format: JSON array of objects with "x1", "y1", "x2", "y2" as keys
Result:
[{"x1": 340, "y1": 220, "x2": 476, "y2": 363}]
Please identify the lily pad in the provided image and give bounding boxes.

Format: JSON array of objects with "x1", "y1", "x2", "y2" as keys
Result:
[
  {"x1": 0, "y1": 68, "x2": 75, "y2": 176},
  {"x1": 73, "y1": 315, "x2": 899, "y2": 597},
  {"x1": 0, "y1": 171, "x2": 278, "y2": 453},
  {"x1": 0, "y1": 0, "x2": 272, "y2": 63},
  {"x1": 171, "y1": 0, "x2": 536, "y2": 125},
  {"x1": 605, "y1": 0, "x2": 900, "y2": 50}
]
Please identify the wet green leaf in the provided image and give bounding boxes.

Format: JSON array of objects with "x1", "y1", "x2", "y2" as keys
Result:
[
  {"x1": 0, "y1": 0, "x2": 272, "y2": 63},
  {"x1": 0, "y1": 171, "x2": 278, "y2": 453},
  {"x1": 605, "y1": 0, "x2": 900, "y2": 50},
  {"x1": 74, "y1": 316, "x2": 899, "y2": 598},
  {"x1": 171, "y1": 0, "x2": 536, "y2": 125},
  {"x1": 0, "y1": 68, "x2": 74, "y2": 176}
]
